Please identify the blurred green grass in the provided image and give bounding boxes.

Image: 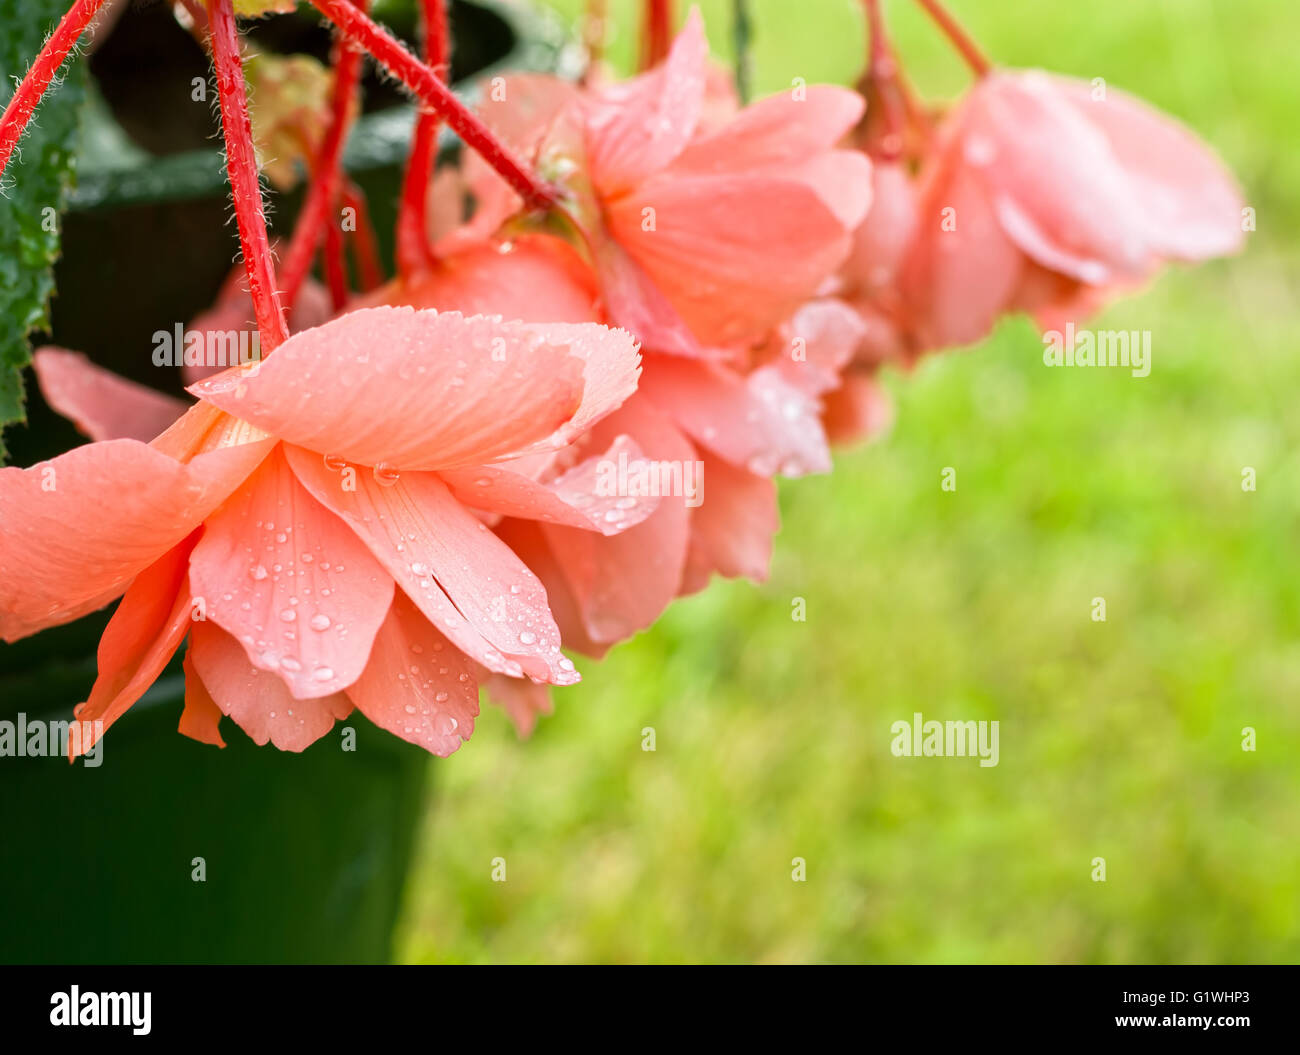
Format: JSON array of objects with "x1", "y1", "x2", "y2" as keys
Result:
[{"x1": 395, "y1": 0, "x2": 1300, "y2": 963}]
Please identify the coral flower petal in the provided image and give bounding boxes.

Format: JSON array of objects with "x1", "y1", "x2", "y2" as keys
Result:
[
  {"x1": 537, "y1": 398, "x2": 693, "y2": 645},
  {"x1": 440, "y1": 435, "x2": 660, "y2": 535},
  {"x1": 589, "y1": 233, "x2": 703, "y2": 357},
  {"x1": 189, "y1": 446, "x2": 395, "y2": 699},
  {"x1": 478, "y1": 668, "x2": 553, "y2": 738},
  {"x1": 900, "y1": 145, "x2": 1025, "y2": 349},
  {"x1": 1050, "y1": 75, "x2": 1245, "y2": 261},
  {"x1": 638, "y1": 356, "x2": 831, "y2": 477},
  {"x1": 673, "y1": 85, "x2": 865, "y2": 174},
  {"x1": 346, "y1": 592, "x2": 479, "y2": 757},
  {"x1": 33, "y1": 348, "x2": 188, "y2": 442},
  {"x1": 187, "y1": 619, "x2": 352, "y2": 752},
  {"x1": 285, "y1": 445, "x2": 577, "y2": 685},
  {"x1": 823, "y1": 372, "x2": 894, "y2": 446},
  {"x1": 492, "y1": 518, "x2": 611, "y2": 660},
  {"x1": 476, "y1": 73, "x2": 580, "y2": 156},
  {"x1": 68, "y1": 535, "x2": 199, "y2": 759},
  {"x1": 375, "y1": 236, "x2": 602, "y2": 322},
  {"x1": 607, "y1": 174, "x2": 853, "y2": 346},
  {"x1": 670, "y1": 86, "x2": 871, "y2": 228},
  {"x1": 179, "y1": 650, "x2": 227, "y2": 748},
  {"x1": 0, "y1": 436, "x2": 274, "y2": 642},
  {"x1": 681, "y1": 451, "x2": 778, "y2": 588},
  {"x1": 190, "y1": 307, "x2": 613, "y2": 471},
  {"x1": 583, "y1": 7, "x2": 708, "y2": 195},
  {"x1": 770, "y1": 299, "x2": 868, "y2": 397},
  {"x1": 960, "y1": 71, "x2": 1153, "y2": 283}
]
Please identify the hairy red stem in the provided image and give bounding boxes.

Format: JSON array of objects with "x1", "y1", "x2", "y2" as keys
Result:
[
  {"x1": 207, "y1": 0, "x2": 289, "y2": 350},
  {"x1": 342, "y1": 181, "x2": 383, "y2": 291},
  {"x1": 913, "y1": 0, "x2": 991, "y2": 77},
  {"x1": 278, "y1": 0, "x2": 369, "y2": 313},
  {"x1": 0, "y1": 0, "x2": 109, "y2": 180},
  {"x1": 323, "y1": 209, "x2": 348, "y2": 310},
  {"x1": 396, "y1": 0, "x2": 450, "y2": 279},
  {"x1": 306, "y1": 0, "x2": 559, "y2": 210}
]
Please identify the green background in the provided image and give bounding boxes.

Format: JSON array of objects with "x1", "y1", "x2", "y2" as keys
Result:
[{"x1": 393, "y1": 0, "x2": 1300, "y2": 963}]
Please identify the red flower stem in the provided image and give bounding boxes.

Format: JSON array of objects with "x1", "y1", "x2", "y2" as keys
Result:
[
  {"x1": 206, "y1": 0, "x2": 289, "y2": 350},
  {"x1": 278, "y1": 0, "x2": 368, "y2": 313},
  {"x1": 306, "y1": 0, "x2": 559, "y2": 210},
  {"x1": 0, "y1": 0, "x2": 109, "y2": 181},
  {"x1": 639, "y1": 0, "x2": 674, "y2": 71},
  {"x1": 323, "y1": 208, "x2": 349, "y2": 310},
  {"x1": 342, "y1": 181, "x2": 383, "y2": 291},
  {"x1": 396, "y1": 0, "x2": 449, "y2": 280},
  {"x1": 861, "y1": 0, "x2": 905, "y2": 159},
  {"x1": 912, "y1": 0, "x2": 991, "y2": 77}
]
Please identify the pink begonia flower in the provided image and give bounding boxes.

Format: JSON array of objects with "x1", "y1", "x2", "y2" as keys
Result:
[
  {"x1": 895, "y1": 69, "x2": 1245, "y2": 349},
  {"x1": 344, "y1": 12, "x2": 870, "y2": 714},
  {"x1": 4, "y1": 307, "x2": 649, "y2": 758},
  {"x1": 818, "y1": 160, "x2": 919, "y2": 445},
  {"x1": 471, "y1": 8, "x2": 872, "y2": 355}
]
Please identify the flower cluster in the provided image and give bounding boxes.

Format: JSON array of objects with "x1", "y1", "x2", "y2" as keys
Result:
[{"x1": 0, "y1": 1, "x2": 1244, "y2": 759}]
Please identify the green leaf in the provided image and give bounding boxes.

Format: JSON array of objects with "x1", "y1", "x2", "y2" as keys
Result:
[{"x1": 0, "y1": 0, "x2": 86, "y2": 462}]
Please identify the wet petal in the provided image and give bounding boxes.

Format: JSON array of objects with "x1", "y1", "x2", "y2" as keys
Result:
[
  {"x1": 346, "y1": 592, "x2": 479, "y2": 757},
  {"x1": 0, "y1": 435, "x2": 273, "y2": 642},
  {"x1": 189, "y1": 446, "x2": 395, "y2": 699},
  {"x1": 179, "y1": 649, "x2": 226, "y2": 748},
  {"x1": 34, "y1": 348, "x2": 187, "y2": 442},
  {"x1": 440, "y1": 435, "x2": 660, "y2": 534},
  {"x1": 583, "y1": 7, "x2": 708, "y2": 195},
  {"x1": 1050, "y1": 73, "x2": 1245, "y2": 261},
  {"x1": 682, "y1": 451, "x2": 778, "y2": 586},
  {"x1": 478, "y1": 667, "x2": 553, "y2": 738},
  {"x1": 639, "y1": 356, "x2": 831, "y2": 478},
  {"x1": 607, "y1": 173, "x2": 853, "y2": 346},
  {"x1": 899, "y1": 134, "x2": 1024, "y2": 349},
  {"x1": 188, "y1": 618, "x2": 352, "y2": 752},
  {"x1": 537, "y1": 397, "x2": 693, "y2": 646},
  {"x1": 68, "y1": 534, "x2": 199, "y2": 759},
  {"x1": 285, "y1": 444, "x2": 577, "y2": 685},
  {"x1": 191, "y1": 307, "x2": 619, "y2": 470}
]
